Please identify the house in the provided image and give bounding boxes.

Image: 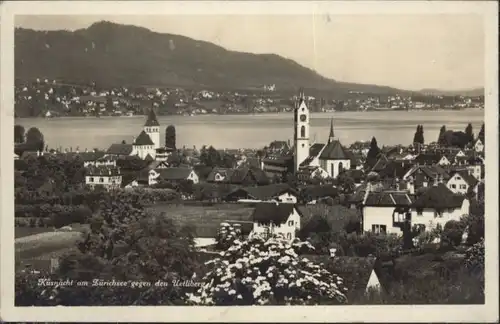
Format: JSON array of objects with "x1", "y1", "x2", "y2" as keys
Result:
[
  {"x1": 85, "y1": 165, "x2": 122, "y2": 190},
  {"x1": 411, "y1": 183, "x2": 469, "y2": 231},
  {"x1": 206, "y1": 166, "x2": 269, "y2": 186},
  {"x1": 148, "y1": 167, "x2": 199, "y2": 186},
  {"x1": 81, "y1": 151, "x2": 114, "y2": 167},
  {"x1": 305, "y1": 255, "x2": 383, "y2": 300},
  {"x1": 262, "y1": 154, "x2": 294, "y2": 179},
  {"x1": 370, "y1": 155, "x2": 390, "y2": 173},
  {"x1": 446, "y1": 170, "x2": 479, "y2": 196},
  {"x1": 414, "y1": 153, "x2": 442, "y2": 166},
  {"x1": 403, "y1": 164, "x2": 449, "y2": 193},
  {"x1": 251, "y1": 202, "x2": 302, "y2": 241},
  {"x1": 473, "y1": 138, "x2": 484, "y2": 153},
  {"x1": 362, "y1": 190, "x2": 414, "y2": 235},
  {"x1": 296, "y1": 165, "x2": 330, "y2": 183},
  {"x1": 155, "y1": 147, "x2": 175, "y2": 161},
  {"x1": 105, "y1": 143, "x2": 134, "y2": 157},
  {"x1": 225, "y1": 183, "x2": 299, "y2": 203},
  {"x1": 300, "y1": 185, "x2": 339, "y2": 204}
]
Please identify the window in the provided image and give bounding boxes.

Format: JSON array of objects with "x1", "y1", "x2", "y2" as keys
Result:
[
  {"x1": 288, "y1": 220, "x2": 294, "y2": 227},
  {"x1": 459, "y1": 184, "x2": 467, "y2": 190},
  {"x1": 302, "y1": 143, "x2": 305, "y2": 147},
  {"x1": 89, "y1": 177, "x2": 94, "y2": 183},
  {"x1": 286, "y1": 233, "x2": 292, "y2": 240},
  {"x1": 99, "y1": 178, "x2": 104, "y2": 183},
  {"x1": 434, "y1": 211, "x2": 443, "y2": 218},
  {"x1": 372, "y1": 225, "x2": 387, "y2": 234},
  {"x1": 451, "y1": 184, "x2": 456, "y2": 189},
  {"x1": 417, "y1": 209, "x2": 423, "y2": 216},
  {"x1": 300, "y1": 126, "x2": 305, "y2": 138},
  {"x1": 338, "y1": 162, "x2": 343, "y2": 174}
]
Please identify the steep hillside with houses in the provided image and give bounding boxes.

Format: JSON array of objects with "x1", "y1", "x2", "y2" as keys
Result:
[{"x1": 15, "y1": 21, "x2": 405, "y2": 94}]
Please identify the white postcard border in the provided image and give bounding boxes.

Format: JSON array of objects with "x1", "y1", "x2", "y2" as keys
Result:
[{"x1": 1, "y1": 1, "x2": 498, "y2": 322}]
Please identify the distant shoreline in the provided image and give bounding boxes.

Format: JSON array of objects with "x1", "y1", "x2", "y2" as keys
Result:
[{"x1": 15, "y1": 108, "x2": 484, "y2": 119}]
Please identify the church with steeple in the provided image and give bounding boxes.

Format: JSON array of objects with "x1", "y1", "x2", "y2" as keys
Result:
[
  {"x1": 294, "y1": 91, "x2": 352, "y2": 179},
  {"x1": 132, "y1": 108, "x2": 161, "y2": 160}
]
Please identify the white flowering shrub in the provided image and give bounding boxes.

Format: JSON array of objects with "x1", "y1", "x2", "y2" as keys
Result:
[
  {"x1": 187, "y1": 233, "x2": 348, "y2": 305},
  {"x1": 216, "y1": 222, "x2": 243, "y2": 251},
  {"x1": 464, "y1": 238, "x2": 484, "y2": 273}
]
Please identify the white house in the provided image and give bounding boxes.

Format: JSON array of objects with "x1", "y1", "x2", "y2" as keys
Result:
[
  {"x1": 447, "y1": 170, "x2": 479, "y2": 196},
  {"x1": 362, "y1": 183, "x2": 468, "y2": 234},
  {"x1": 225, "y1": 184, "x2": 298, "y2": 203},
  {"x1": 251, "y1": 202, "x2": 302, "y2": 241},
  {"x1": 474, "y1": 138, "x2": 484, "y2": 153},
  {"x1": 85, "y1": 166, "x2": 122, "y2": 190},
  {"x1": 148, "y1": 167, "x2": 199, "y2": 186},
  {"x1": 362, "y1": 190, "x2": 414, "y2": 235},
  {"x1": 411, "y1": 183, "x2": 469, "y2": 231}
]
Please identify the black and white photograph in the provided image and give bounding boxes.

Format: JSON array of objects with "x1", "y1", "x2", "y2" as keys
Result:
[{"x1": 1, "y1": 1, "x2": 498, "y2": 322}]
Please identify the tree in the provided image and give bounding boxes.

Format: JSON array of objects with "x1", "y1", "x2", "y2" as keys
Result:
[
  {"x1": 16, "y1": 195, "x2": 200, "y2": 306},
  {"x1": 186, "y1": 234, "x2": 348, "y2": 305},
  {"x1": 465, "y1": 123, "x2": 474, "y2": 145},
  {"x1": 25, "y1": 127, "x2": 45, "y2": 151},
  {"x1": 366, "y1": 137, "x2": 380, "y2": 169},
  {"x1": 200, "y1": 146, "x2": 221, "y2": 168},
  {"x1": 121, "y1": 140, "x2": 126, "y2": 144},
  {"x1": 478, "y1": 123, "x2": 485, "y2": 144},
  {"x1": 14, "y1": 124, "x2": 26, "y2": 143},
  {"x1": 165, "y1": 125, "x2": 176, "y2": 149},
  {"x1": 437, "y1": 125, "x2": 446, "y2": 145},
  {"x1": 413, "y1": 125, "x2": 424, "y2": 145}
]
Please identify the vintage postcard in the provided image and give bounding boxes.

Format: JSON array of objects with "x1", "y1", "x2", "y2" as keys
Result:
[{"x1": 1, "y1": 1, "x2": 498, "y2": 322}]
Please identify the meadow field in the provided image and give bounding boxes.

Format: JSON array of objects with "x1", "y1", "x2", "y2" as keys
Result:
[{"x1": 147, "y1": 203, "x2": 255, "y2": 238}]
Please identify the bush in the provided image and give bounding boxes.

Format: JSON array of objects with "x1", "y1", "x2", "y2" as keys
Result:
[
  {"x1": 441, "y1": 220, "x2": 465, "y2": 248},
  {"x1": 187, "y1": 234, "x2": 348, "y2": 305}
]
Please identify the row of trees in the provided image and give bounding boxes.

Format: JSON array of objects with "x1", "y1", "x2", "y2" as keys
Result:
[
  {"x1": 14, "y1": 125, "x2": 45, "y2": 152},
  {"x1": 437, "y1": 123, "x2": 484, "y2": 148}
]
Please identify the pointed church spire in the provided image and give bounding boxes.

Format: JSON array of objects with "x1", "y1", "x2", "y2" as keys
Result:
[
  {"x1": 328, "y1": 118, "x2": 335, "y2": 142},
  {"x1": 144, "y1": 108, "x2": 160, "y2": 127}
]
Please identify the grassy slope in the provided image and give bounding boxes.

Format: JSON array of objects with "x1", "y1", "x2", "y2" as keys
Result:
[{"x1": 148, "y1": 203, "x2": 254, "y2": 238}]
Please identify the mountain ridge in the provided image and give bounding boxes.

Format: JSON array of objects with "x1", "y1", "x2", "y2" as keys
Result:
[{"x1": 15, "y1": 21, "x2": 481, "y2": 97}]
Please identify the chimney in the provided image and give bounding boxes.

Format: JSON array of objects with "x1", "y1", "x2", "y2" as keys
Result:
[
  {"x1": 37, "y1": 150, "x2": 40, "y2": 157},
  {"x1": 329, "y1": 248, "x2": 337, "y2": 258},
  {"x1": 433, "y1": 175, "x2": 439, "y2": 187},
  {"x1": 85, "y1": 148, "x2": 88, "y2": 153},
  {"x1": 395, "y1": 177, "x2": 400, "y2": 191},
  {"x1": 70, "y1": 146, "x2": 73, "y2": 152},
  {"x1": 132, "y1": 136, "x2": 136, "y2": 144}
]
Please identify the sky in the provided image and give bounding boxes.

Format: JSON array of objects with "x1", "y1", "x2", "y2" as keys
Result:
[{"x1": 15, "y1": 14, "x2": 485, "y2": 91}]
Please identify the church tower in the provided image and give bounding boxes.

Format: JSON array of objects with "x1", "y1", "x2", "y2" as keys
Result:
[
  {"x1": 144, "y1": 108, "x2": 161, "y2": 149},
  {"x1": 294, "y1": 90, "x2": 310, "y2": 172}
]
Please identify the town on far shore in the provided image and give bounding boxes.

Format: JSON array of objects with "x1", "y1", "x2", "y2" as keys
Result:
[
  {"x1": 14, "y1": 89, "x2": 486, "y2": 306},
  {"x1": 14, "y1": 77, "x2": 484, "y2": 118}
]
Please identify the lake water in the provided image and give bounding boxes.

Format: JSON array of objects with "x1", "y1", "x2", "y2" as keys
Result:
[{"x1": 17, "y1": 110, "x2": 484, "y2": 150}]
